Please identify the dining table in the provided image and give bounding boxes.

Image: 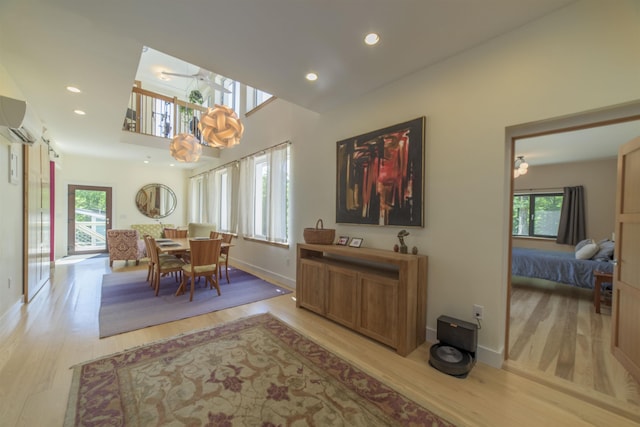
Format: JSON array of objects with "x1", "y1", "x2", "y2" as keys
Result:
[{"x1": 155, "y1": 237, "x2": 231, "y2": 254}]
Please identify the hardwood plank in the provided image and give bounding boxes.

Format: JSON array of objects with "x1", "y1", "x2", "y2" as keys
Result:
[
  {"x1": 1, "y1": 257, "x2": 640, "y2": 426},
  {"x1": 509, "y1": 278, "x2": 640, "y2": 416}
]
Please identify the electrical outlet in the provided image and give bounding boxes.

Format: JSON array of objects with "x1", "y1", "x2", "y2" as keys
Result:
[{"x1": 473, "y1": 304, "x2": 484, "y2": 320}]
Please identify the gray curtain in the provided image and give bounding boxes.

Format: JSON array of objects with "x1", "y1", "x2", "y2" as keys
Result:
[{"x1": 556, "y1": 186, "x2": 586, "y2": 245}]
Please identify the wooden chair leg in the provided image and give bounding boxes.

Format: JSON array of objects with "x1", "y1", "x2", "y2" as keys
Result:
[
  {"x1": 189, "y1": 274, "x2": 196, "y2": 302},
  {"x1": 209, "y1": 275, "x2": 221, "y2": 295},
  {"x1": 149, "y1": 267, "x2": 155, "y2": 287},
  {"x1": 155, "y1": 273, "x2": 161, "y2": 296}
]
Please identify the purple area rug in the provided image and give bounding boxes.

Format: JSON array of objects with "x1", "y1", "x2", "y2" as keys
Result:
[
  {"x1": 99, "y1": 267, "x2": 291, "y2": 338},
  {"x1": 67, "y1": 313, "x2": 455, "y2": 426}
]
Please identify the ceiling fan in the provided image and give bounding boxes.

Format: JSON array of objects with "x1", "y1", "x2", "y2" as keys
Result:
[{"x1": 161, "y1": 69, "x2": 232, "y2": 93}]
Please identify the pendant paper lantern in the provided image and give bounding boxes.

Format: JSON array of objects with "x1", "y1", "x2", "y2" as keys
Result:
[
  {"x1": 170, "y1": 133, "x2": 202, "y2": 162},
  {"x1": 198, "y1": 104, "x2": 244, "y2": 148}
]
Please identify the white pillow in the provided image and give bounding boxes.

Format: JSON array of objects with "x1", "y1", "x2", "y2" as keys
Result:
[{"x1": 576, "y1": 242, "x2": 599, "y2": 260}]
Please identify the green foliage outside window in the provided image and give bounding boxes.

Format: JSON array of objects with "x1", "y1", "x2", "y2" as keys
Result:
[
  {"x1": 75, "y1": 190, "x2": 106, "y2": 221},
  {"x1": 513, "y1": 193, "x2": 563, "y2": 238}
]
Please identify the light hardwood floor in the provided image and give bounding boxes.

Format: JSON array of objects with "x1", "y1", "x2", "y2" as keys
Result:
[
  {"x1": 1, "y1": 256, "x2": 640, "y2": 426},
  {"x1": 507, "y1": 277, "x2": 640, "y2": 414}
]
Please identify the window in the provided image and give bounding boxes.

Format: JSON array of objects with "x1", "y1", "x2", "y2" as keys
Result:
[
  {"x1": 246, "y1": 86, "x2": 274, "y2": 113},
  {"x1": 212, "y1": 163, "x2": 239, "y2": 233},
  {"x1": 188, "y1": 163, "x2": 239, "y2": 232},
  {"x1": 513, "y1": 192, "x2": 563, "y2": 238},
  {"x1": 240, "y1": 142, "x2": 290, "y2": 245},
  {"x1": 188, "y1": 175, "x2": 208, "y2": 223},
  {"x1": 219, "y1": 169, "x2": 229, "y2": 231},
  {"x1": 213, "y1": 77, "x2": 237, "y2": 111}
]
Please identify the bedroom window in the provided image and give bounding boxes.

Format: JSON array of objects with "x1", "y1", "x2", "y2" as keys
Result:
[{"x1": 513, "y1": 193, "x2": 563, "y2": 238}]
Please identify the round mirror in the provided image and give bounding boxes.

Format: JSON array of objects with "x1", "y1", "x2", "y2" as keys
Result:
[{"x1": 135, "y1": 183, "x2": 177, "y2": 219}]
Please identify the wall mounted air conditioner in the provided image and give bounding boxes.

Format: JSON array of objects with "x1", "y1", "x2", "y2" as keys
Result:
[{"x1": 0, "y1": 95, "x2": 43, "y2": 144}]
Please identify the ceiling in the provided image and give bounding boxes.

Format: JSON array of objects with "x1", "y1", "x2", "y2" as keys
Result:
[
  {"x1": 517, "y1": 119, "x2": 640, "y2": 167},
  {"x1": 0, "y1": 0, "x2": 599, "y2": 169}
]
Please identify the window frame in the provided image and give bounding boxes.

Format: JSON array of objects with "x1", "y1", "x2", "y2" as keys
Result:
[
  {"x1": 240, "y1": 142, "x2": 290, "y2": 247},
  {"x1": 512, "y1": 191, "x2": 564, "y2": 239}
]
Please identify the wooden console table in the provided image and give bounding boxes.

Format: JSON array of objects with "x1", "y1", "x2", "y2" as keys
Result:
[
  {"x1": 593, "y1": 270, "x2": 613, "y2": 314},
  {"x1": 296, "y1": 243, "x2": 428, "y2": 356}
]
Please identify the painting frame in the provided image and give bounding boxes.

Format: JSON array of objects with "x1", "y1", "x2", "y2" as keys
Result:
[{"x1": 336, "y1": 117, "x2": 425, "y2": 227}]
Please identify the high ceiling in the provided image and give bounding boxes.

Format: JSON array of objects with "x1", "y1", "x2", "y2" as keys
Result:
[{"x1": 0, "y1": 0, "x2": 584, "y2": 168}]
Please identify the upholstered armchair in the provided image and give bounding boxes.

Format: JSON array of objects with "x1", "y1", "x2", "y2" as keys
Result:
[
  {"x1": 106, "y1": 229, "x2": 145, "y2": 267},
  {"x1": 188, "y1": 222, "x2": 217, "y2": 238}
]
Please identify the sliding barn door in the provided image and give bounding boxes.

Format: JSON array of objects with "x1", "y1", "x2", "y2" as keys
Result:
[
  {"x1": 612, "y1": 136, "x2": 640, "y2": 382},
  {"x1": 24, "y1": 141, "x2": 50, "y2": 302}
]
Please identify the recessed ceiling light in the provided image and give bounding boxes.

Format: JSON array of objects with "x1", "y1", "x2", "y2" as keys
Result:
[
  {"x1": 66, "y1": 86, "x2": 81, "y2": 93},
  {"x1": 73, "y1": 109, "x2": 86, "y2": 115},
  {"x1": 306, "y1": 72, "x2": 318, "y2": 82},
  {"x1": 143, "y1": 160, "x2": 150, "y2": 164},
  {"x1": 364, "y1": 33, "x2": 380, "y2": 46},
  {"x1": 159, "y1": 74, "x2": 170, "y2": 81}
]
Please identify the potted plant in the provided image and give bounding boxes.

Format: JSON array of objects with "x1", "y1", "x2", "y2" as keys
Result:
[{"x1": 179, "y1": 89, "x2": 204, "y2": 121}]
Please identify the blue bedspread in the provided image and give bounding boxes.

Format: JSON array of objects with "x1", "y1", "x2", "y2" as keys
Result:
[{"x1": 512, "y1": 247, "x2": 614, "y2": 289}]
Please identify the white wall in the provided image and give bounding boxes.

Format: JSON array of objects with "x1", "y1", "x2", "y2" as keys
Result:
[
  {"x1": 191, "y1": 99, "x2": 320, "y2": 286},
  {"x1": 314, "y1": 0, "x2": 640, "y2": 363},
  {"x1": 0, "y1": 64, "x2": 28, "y2": 316},
  {"x1": 201, "y1": 0, "x2": 640, "y2": 366},
  {"x1": 54, "y1": 155, "x2": 189, "y2": 259}
]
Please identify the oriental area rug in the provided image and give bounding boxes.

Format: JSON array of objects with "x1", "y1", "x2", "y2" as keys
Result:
[
  {"x1": 99, "y1": 268, "x2": 291, "y2": 338},
  {"x1": 66, "y1": 313, "x2": 455, "y2": 426}
]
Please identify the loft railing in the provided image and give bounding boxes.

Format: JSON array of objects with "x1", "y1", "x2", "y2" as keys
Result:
[
  {"x1": 122, "y1": 82, "x2": 274, "y2": 141},
  {"x1": 123, "y1": 86, "x2": 209, "y2": 141}
]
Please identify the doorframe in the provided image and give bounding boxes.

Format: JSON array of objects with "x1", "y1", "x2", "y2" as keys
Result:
[
  {"x1": 67, "y1": 184, "x2": 113, "y2": 255},
  {"x1": 504, "y1": 100, "x2": 640, "y2": 360}
]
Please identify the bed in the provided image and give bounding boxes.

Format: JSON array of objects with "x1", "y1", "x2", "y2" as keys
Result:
[{"x1": 511, "y1": 247, "x2": 614, "y2": 289}]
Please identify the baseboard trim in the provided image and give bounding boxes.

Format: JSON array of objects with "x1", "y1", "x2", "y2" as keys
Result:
[{"x1": 230, "y1": 259, "x2": 295, "y2": 290}]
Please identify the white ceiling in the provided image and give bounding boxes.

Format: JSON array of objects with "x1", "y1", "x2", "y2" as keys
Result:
[
  {"x1": 0, "y1": 0, "x2": 595, "y2": 169},
  {"x1": 516, "y1": 120, "x2": 640, "y2": 167}
]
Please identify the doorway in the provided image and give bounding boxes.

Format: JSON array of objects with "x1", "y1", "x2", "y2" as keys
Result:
[
  {"x1": 504, "y1": 101, "x2": 640, "y2": 410},
  {"x1": 67, "y1": 185, "x2": 112, "y2": 255}
]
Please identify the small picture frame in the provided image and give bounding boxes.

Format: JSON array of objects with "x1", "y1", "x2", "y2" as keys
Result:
[
  {"x1": 349, "y1": 237, "x2": 363, "y2": 248},
  {"x1": 337, "y1": 236, "x2": 349, "y2": 246}
]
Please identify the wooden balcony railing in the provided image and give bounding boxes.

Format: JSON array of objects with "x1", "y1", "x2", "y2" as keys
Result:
[{"x1": 123, "y1": 86, "x2": 209, "y2": 142}]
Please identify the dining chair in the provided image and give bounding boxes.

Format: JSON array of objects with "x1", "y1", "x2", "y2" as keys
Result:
[
  {"x1": 143, "y1": 235, "x2": 179, "y2": 287},
  {"x1": 178, "y1": 238, "x2": 222, "y2": 301},
  {"x1": 147, "y1": 236, "x2": 186, "y2": 296},
  {"x1": 218, "y1": 233, "x2": 234, "y2": 283},
  {"x1": 163, "y1": 228, "x2": 190, "y2": 261},
  {"x1": 164, "y1": 228, "x2": 188, "y2": 238}
]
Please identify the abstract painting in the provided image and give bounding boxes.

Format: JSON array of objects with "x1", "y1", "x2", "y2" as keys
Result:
[{"x1": 336, "y1": 117, "x2": 424, "y2": 226}]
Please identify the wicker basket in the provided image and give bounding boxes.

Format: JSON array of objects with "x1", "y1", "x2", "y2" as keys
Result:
[{"x1": 303, "y1": 219, "x2": 335, "y2": 245}]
